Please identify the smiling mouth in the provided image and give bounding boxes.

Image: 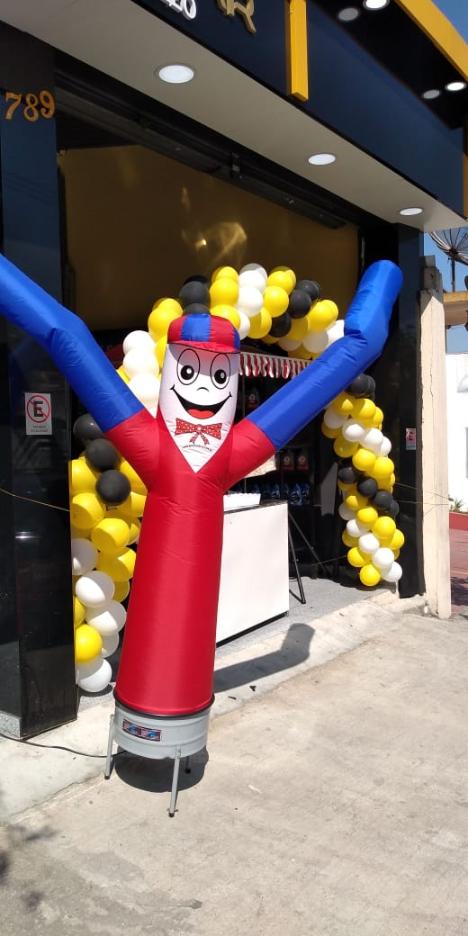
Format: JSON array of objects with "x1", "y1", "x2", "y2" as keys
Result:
[{"x1": 172, "y1": 387, "x2": 231, "y2": 420}]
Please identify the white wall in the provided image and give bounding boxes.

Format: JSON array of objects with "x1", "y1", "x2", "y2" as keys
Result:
[{"x1": 446, "y1": 353, "x2": 468, "y2": 508}]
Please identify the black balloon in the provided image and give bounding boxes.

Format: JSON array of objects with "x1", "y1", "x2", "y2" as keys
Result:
[
  {"x1": 366, "y1": 376, "x2": 376, "y2": 398},
  {"x1": 338, "y1": 465, "x2": 360, "y2": 485},
  {"x1": 269, "y1": 312, "x2": 292, "y2": 338},
  {"x1": 347, "y1": 374, "x2": 371, "y2": 398},
  {"x1": 183, "y1": 274, "x2": 208, "y2": 285},
  {"x1": 96, "y1": 470, "x2": 130, "y2": 506},
  {"x1": 357, "y1": 477, "x2": 378, "y2": 498},
  {"x1": 288, "y1": 289, "x2": 311, "y2": 319},
  {"x1": 184, "y1": 303, "x2": 210, "y2": 316},
  {"x1": 372, "y1": 490, "x2": 394, "y2": 513},
  {"x1": 73, "y1": 413, "x2": 103, "y2": 444},
  {"x1": 389, "y1": 500, "x2": 400, "y2": 518},
  {"x1": 179, "y1": 281, "x2": 210, "y2": 308},
  {"x1": 85, "y1": 439, "x2": 119, "y2": 472},
  {"x1": 296, "y1": 279, "x2": 320, "y2": 302}
]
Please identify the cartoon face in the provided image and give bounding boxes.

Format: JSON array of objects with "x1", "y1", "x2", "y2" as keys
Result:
[{"x1": 159, "y1": 343, "x2": 239, "y2": 472}]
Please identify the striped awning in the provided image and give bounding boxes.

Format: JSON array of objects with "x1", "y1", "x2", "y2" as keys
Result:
[{"x1": 240, "y1": 350, "x2": 310, "y2": 379}]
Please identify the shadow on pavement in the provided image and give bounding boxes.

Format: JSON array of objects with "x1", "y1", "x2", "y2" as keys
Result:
[
  {"x1": 114, "y1": 747, "x2": 209, "y2": 795},
  {"x1": 214, "y1": 622, "x2": 314, "y2": 694}
]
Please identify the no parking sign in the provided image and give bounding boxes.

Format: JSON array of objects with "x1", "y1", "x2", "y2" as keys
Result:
[{"x1": 24, "y1": 392, "x2": 52, "y2": 435}]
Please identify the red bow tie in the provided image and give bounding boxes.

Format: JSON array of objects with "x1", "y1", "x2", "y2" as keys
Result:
[{"x1": 175, "y1": 418, "x2": 223, "y2": 446}]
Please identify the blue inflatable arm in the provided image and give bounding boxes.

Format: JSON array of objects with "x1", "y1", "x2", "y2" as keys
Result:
[
  {"x1": 0, "y1": 254, "x2": 144, "y2": 432},
  {"x1": 246, "y1": 260, "x2": 403, "y2": 451}
]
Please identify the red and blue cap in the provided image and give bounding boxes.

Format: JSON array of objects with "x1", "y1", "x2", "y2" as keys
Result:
[{"x1": 168, "y1": 313, "x2": 240, "y2": 354}]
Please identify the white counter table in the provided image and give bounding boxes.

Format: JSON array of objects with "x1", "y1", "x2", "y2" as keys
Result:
[{"x1": 216, "y1": 501, "x2": 289, "y2": 643}]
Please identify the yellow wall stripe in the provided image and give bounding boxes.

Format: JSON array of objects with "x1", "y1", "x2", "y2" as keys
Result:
[
  {"x1": 394, "y1": 0, "x2": 468, "y2": 80},
  {"x1": 286, "y1": 0, "x2": 309, "y2": 102}
]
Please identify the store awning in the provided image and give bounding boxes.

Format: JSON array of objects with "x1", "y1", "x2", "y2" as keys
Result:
[{"x1": 240, "y1": 350, "x2": 309, "y2": 379}]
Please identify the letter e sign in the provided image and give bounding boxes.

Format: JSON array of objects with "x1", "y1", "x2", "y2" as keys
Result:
[{"x1": 25, "y1": 392, "x2": 52, "y2": 435}]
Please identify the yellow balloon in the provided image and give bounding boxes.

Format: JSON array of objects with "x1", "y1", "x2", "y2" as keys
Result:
[
  {"x1": 352, "y1": 448, "x2": 376, "y2": 473},
  {"x1": 155, "y1": 336, "x2": 167, "y2": 369},
  {"x1": 117, "y1": 365, "x2": 130, "y2": 384},
  {"x1": 75, "y1": 624, "x2": 103, "y2": 664},
  {"x1": 209, "y1": 278, "x2": 239, "y2": 306},
  {"x1": 293, "y1": 345, "x2": 313, "y2": 360},
  {"x1": 337, "y1": 480, "x2": 355, "y2": 493},
  {"x1": 113, "y1": 580, "x2": 131, "y2": 603},
  {"x1": 372, "y1": 406, "x2": 384, "y2": 428},
  {"x1": 390, "y1": 529, "x2": 405, "y2": 551},
  {"x1": 352, "y1": 398, "x2": 376, "y2": 421},
  {"x1": 372, "y1": 456, "x2": 394, "y2": 480},
  {"x1": 321, "y1": 422, "x2": 340, "y2": 440},
  {"x1": 390, "y1": 472, "x2": 396, "y2": 486},
  {"x1": 213, "y1": 266, "x2": 238, "y2": 282},
  {"x1": 211, "y1": 305, "x2": 241, "y2": 329},
  {"x1": 127, "y1": 518, "x2": 141, "y2": 545},
  {"x1": 348, "y1": 547, "x2": 368, "y2": 569},
  {"x1": 393, "y1": 548, "x2": 401, "y2": 559},
  {"x1": 357, "y1": 506, "x2": 379, "y2": 526},
  {"x1": 148, "y1": 298, "x2": 182, "y2": 340},
  {"x1": 70, "y1": 524, "x2": 92, "y2": 540},
  {"x1": 71, "y1": 493, "x2": 105, "y2": 530},
  {"x1": 331, "y1": 393, "x2": 355, "y2": 416},
  {"x1": 69, "y1": 458, "x2": 97, "y2": 495},
  {"x1": 262, "y1": 334, "x2": 278, "y2": 345},
  {"x1": 97, "y1": 548, "x2": 136, "y2": 582},
  {"x1": 263, "y1": 285, "x2": 289, "y2": 318},
  {"x1": 345, "y1": 493, "x2": 368, "y2": 512},
  {"x1": 334, "y1": 437, "x2": 358, "y2": 458},
  {"x1": 342, "y1": 531, "x2": 357, "y2": 548},
  {"x1": 285, "y1": 317, "x2": 308, "y2": 343},
  {"x1": 119, "y1": 460, "x2": 147, "y2": 496},
  {"x1": 91, "y1": 518, "x2": 130, "y2": 556},
  {"x1": 120, "y1": 491, "x2": 147, "y2": 519},
  {"x1": 359, "y1": 564, "x2": 381, "y2": 587},
  {"x1": 307, "y1": 300, "x2": 339, "y2": 332},
  {"x1": 267, "y1": 267, "x2": 296, "y2": 294},
  {"x1": 248, "y1": 308, "x2": 272, "y2": 339},
  {"x1": 373, "y1": 516, "x2": 396, "y2": 541},
  {"x1": 73, "y1": 595, "x2": 86, "y2": 627}
]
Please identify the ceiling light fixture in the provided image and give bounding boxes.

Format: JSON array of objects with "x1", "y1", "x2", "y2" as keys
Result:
[
  {"x1": 338, "y1": 7, "x2": 360, "y2": 21},
  {"x1": 422, "y1": 89, "x2": 441, "y2": 100},
  {"x1": 363, "y1": 0, "x2": 390, "y2": 9},
  {"x1": 445, "y1": 80, "x2": 467, "y2": 92},
  {"x1": 157, "y1": 64, "x2": 195, "y2": 84},
  {"x1": 399, "y1": 207, "x2": 423, "y2": 216},
  {"x1": 308, "y1": 153, "x2": 336, "y2": 166}
]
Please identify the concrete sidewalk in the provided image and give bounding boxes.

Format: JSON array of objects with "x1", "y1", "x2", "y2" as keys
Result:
[{"x1": 1, "y1": 602, "x2": 468, "y2": 935}]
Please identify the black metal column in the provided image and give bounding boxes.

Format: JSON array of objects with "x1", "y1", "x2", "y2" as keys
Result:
[{"x1": 0, "y1": 24, "x2": 76, "y2": 737}]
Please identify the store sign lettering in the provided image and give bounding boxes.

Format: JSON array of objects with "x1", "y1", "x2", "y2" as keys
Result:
[
  {"x1": 216, "y1": 0, "x2": 256, "y2": 34},
  {"x1": 159, "y1": 0, "x2": 197, "y2": 20}
]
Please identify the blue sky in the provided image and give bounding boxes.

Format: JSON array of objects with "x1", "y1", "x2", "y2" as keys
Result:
[{"x1": 424, "y1": 2, "x2": 468, "y2": 351}]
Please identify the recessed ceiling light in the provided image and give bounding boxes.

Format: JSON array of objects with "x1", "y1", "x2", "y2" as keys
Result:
[
  {"x1": 399, "y1": 207, "x2": 423, "y2": 216},
  {"x1": 422, "y1": 88, "x2": 441, "y2": 100},
  {"x1": 157, "y1": 64, "x2": 195, "y2": 84},
  {"x1": 445, "y1": 80, "x2": 466, "y2": 92},
  {"x1": 338, "y1": 7, "x2": 360, "y2": 21},
  {"x1": 308, "y1": 153, "x2": 336, "y2": 166},
  {"x1": 363, "y1": 0, "x2": 389, "y2": 9}
]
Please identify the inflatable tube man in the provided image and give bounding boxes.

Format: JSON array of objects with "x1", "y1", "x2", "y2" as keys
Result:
[{"x1": 0, "y1": 256, "x2": 402, "y2": 723}]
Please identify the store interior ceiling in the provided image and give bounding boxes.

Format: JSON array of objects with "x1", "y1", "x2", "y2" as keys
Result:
[{"x1": 1, "y1": 0, "x2": 465, "y2": 232}]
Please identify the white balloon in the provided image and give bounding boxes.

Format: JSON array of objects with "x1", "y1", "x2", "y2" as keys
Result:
[
  {"x1": 362, "y1": 428, "x2": 383, "y2": 454},
  {"x1": 342, "y1": 421, "x2": 367, "y2": 443},
  {"x1": 237, "y1": 286, "x2": 263, "y2": 318},
  {"x1": 86, "y1": 599, "x2": 126, "y2": 635},
  {"x1": 303, "y1": 330, "x2": 328, "y2": 354},
  {"x1": 101, "y1": 631, "x2": 120, "y2": 659},
  {"x1": 77, "y1": 658, "x2": 112, "y2": 693},
  {"x1": 239, "y1": 263, "x2": 267, "y2": 283},
  {"x1": 338, "y1": 503, "x2": 355, "y2": 521},
  {"x1": 383, "y1": 561, "x2": 403, "y2": 584},
  {"x1": 326, "y1": 320, "x2": 344, "y2": 345},
  {"x1": 75, "y1": 571, "x2": 115, "y2": 608},
  {"x1": 323, "y1": 407, "x2": 346, "y2": 429},
  {"x1": 278, "y1": 337, "x2": 301, "y2": 352},
  {"x1": 379, "y1": 436, "x2": 392, "y2": 457},
  {"x1": 372, "y1": 547, "x2": 395, "y2": 571},
  {"x1": 237, "y1": 310, "x2": 251, "y2": 341},
  {"x1": 347, "y1": 518, "x2": 369, "y2": 539},
  {"x1": 71, "y1": 538, "x2": 98, "y2": 576},
  {"x1": 122, "y1": 330, "x2": 155, "y2": 356},
  {"x1": 358, "y1": 533, "x2": 380, "y2": 555},
  {"x1": 128, "y1": 373, "x2": 160, "y2": 406},
  {"x1": 238, "y1": 269, "x2": 267, "y2": 291},
  {"x1": 123, "y1": 348, "x2": 158, "y2": 379}
]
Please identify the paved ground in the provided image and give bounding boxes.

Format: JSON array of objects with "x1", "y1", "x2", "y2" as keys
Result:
[
  {"x1": 1, "y1": 602, "x2": 468, "y2": 936},
  {"x1": 450, "y1": 526, "x2": 468, "y2": 614}
]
